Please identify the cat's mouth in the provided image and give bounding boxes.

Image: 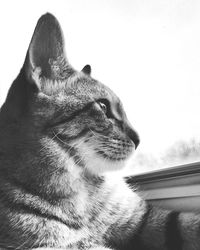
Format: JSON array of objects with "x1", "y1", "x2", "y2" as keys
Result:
[
  {"x1": 88, "y1": 133, "x2": 136, "y2": 161},
  {"x1": 95, "y1": 143, "x2": 135, "y2": 162},
  {"x1": 79, "y1": 143, "x2": 134, "y2": 174}
]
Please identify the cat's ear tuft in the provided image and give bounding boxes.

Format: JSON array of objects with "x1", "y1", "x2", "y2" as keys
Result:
[
  {"x1": 24, "y1": 13, "x2": 73, "y2": 82},
  {"x1": 81, "y1": 64, "x2": 91, "y2": 75}
]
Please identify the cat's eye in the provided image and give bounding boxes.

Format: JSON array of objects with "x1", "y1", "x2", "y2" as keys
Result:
[
  {"x1": 99, "y1": 102, "x2": 107, "y2": 114},
  {"x1": 97, "y1": 99, "x2": 112, "y2": 118}
]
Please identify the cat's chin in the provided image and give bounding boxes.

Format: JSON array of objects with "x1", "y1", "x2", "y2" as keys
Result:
[
  {"x1": 78, "y1": 143, "x2": 133, "y2": 175},
  {"x1": 86, "y1": 156, "x2": 127, "y2": 175}
]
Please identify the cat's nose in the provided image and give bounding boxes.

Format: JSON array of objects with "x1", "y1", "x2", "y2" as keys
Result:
[{"x1": 126, "y1": 126, "x2": 140, "y2": 149}]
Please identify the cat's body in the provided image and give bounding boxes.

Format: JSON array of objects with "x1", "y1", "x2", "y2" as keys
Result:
[{"x1": 0, "y1": 13, "x2": 200, "y2": 250}]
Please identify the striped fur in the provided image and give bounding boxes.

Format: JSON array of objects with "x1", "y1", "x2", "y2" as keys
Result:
[{"x1": 0, "y1": 13, "x2": 199, "y2": 250}]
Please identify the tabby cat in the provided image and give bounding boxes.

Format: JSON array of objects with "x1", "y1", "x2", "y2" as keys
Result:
[{"x1": 0, "y1": 13, "x2": 199, "y2": 250}]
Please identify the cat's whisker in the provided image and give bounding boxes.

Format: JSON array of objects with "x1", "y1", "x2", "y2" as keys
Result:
[
  {"x1": 33, "y1": 235, "x2": 47, "y2": 249},
  {"x1": 14, "y1": 237, "x2": 33, "y2": 250},
  {"x1": 39, "y1": 129, "x2": 66, "y2": 153},
  {"x1": 86, "y1": 131, "x2": 133, "y2": 151},
  {"x1": 18, "y1": 232, "x2": 41, "y2": 250},
  {"x1": 47, "y1": 142, "x2": 90, "y2": 176},
  {"x1": 88, "y1": 130, "x2": 110, "y2": 140},
  {"x1": 52, "y1": 130, "x2": 66, "y2": 144},
  {"x1": 74, "y1": 155, "x2": 85, "y2": 167},
  {"x1": 51, "y1": 130, "x2": 63, "y2": 140},
  {"x1": 51, "y1": 131, "x2": 77, "y2": 157},
  {"x1": 88, "y1": 128, "x2": 97, "y2": 137},
  {"x1": 52, "y1": 130, "x2": 86, "y2": 150}
]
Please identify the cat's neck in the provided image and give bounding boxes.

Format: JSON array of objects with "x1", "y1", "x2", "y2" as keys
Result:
[
  {"x1": 0, "y1": 136, "x2": 141, "y2": 221},
  {"x1": 0, "y1": 152, "x2": 105, "y2": 210}
]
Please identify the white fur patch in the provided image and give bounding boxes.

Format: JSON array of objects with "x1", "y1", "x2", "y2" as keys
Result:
[{"x1": 77, "y1": 141, "x2": 134, "y2": 175}]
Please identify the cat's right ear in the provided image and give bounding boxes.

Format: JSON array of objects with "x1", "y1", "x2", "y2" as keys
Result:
[{"x1": 81, "y1": 65, "x2": 91, "y2": 75}]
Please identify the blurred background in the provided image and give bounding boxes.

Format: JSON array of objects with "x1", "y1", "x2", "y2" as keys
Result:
[{"x1": 1, "y1": 0, "x2": 200, "y2": 174}]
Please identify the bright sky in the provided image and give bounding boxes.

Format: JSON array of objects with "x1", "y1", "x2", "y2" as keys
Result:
[{"x1": 1, "y1": 0, "x2": 200, "y2": 157}]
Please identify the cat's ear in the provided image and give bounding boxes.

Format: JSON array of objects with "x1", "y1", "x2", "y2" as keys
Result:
[
  {"x1": 1, "y1": 13, "x2": 73, "y2": 120},
  {"x1": 24, "y1": 13, "x2": 73, "y2": 84},
  {"x1": 81, "y1": 64, "x2": 91, "y2": 75}
]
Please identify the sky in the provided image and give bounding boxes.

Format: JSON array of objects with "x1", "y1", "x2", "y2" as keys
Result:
[{"x1": 1, "y1": 0, "x2": 200, "y2": 164}]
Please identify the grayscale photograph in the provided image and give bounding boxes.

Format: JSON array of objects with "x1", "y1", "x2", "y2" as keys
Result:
[{"x1": 0, "y1": 1, "x2": 200, "y2": 249}]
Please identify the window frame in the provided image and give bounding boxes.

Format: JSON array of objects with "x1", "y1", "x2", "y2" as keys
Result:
[{"x1": 126, "y1": 161, "x2": 200, "y2": 212}]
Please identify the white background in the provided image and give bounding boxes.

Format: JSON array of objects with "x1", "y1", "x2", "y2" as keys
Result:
[{"x1": 1, "y1": 0, "x2": 200, "y2": 167}]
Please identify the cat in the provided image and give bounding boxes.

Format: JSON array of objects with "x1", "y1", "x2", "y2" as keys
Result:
[{"x1": 0, "y1": 12, "x2": 199, "y2": 250}]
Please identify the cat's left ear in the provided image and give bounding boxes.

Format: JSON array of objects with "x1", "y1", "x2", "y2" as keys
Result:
[
  {"x1": 1, "y1": 13, "x2": 73, "y2": 120},
  {"x1": 24, "y1": 13, "x2": 73, "y2": 85},
  {"x1": 81, "y1": 64, "x2": 91, "y2": 75}
]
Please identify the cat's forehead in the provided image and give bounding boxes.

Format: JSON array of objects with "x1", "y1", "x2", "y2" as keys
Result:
[
  {"x1": 67, "y1": 73, "x2": 117, "y2": 101},
  {"x1": 43, "y1": 72, "x2": 120, "y2": 105}
]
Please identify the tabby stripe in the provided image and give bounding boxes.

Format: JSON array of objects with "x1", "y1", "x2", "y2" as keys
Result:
[
  {"x1": 129, "y1": 203, "x2": 153, "y2": 250},
  {"x1": 136, "y1": 204, "x2": 152, "y2": 233},
  {"x1": 57, "y1": 127, "x2": 90, "y2": 141},
  {"x1": 107, "y1": 203, "x2": 152, "y2": 250},
  {"x1": 165, "y1": 211, "x2": 182, "y2": 250},
  {"x1": 60, "y1": 142, "x2": 85, "y2": 167},
  {"x1": 1, "y1": 193, "x2": 82, "y2": 230},
  {"x1": 0, "y1": 169, "x2": 69, "y2": 202},
  {"x1": 54, "y1": 134, "x2": 86, "y2": 167},
  {"x1": 49, "y1": 102, "x2": 94, "y2": 128},
  {"x1": 0, "y1": 178, "x2": 82, "y2": 230},
  {"x1": 89, "y1": 200, "x2": 107, "y2": 223}
]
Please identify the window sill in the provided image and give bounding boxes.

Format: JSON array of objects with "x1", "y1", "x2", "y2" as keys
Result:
[{"x1": 126, "y1": 161, "x2": 200, "y2": 212}]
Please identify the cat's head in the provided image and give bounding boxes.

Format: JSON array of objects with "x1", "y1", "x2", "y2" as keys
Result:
[{"x1": 0, "y1": 13, "x2": 139, "y2": 176}]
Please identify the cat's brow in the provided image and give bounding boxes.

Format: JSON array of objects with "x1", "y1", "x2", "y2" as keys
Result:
[{"x1": 47, "y1": 101, "x2": 95, "y2": 128}]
